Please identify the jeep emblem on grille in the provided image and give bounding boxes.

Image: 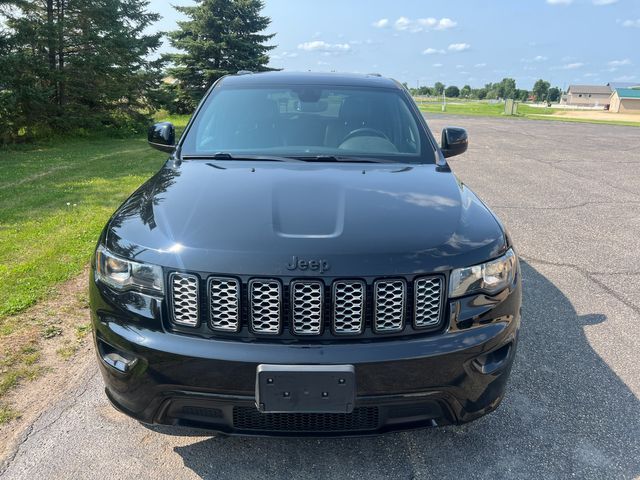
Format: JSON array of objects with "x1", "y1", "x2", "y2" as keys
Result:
[{"x1": 286, "y1": 256, "x2": 330, "y2": 273}]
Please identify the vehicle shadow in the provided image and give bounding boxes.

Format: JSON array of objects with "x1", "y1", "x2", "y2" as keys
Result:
[{"x1": 169, "y1": 261, "x2": 640, "y2": 479}]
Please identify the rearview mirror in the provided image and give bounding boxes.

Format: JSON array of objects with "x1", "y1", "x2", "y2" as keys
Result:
[
  {"x1": 148, "y1": 122, "x2": 176, "y2": 153},
  {"x1": 441, "y1": 127, "x2": 468, "y2": 158}
]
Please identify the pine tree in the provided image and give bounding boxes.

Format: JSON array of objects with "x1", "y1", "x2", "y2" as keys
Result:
[
  {"x1": 0, "y1": 0, "x2": 163, "y2": 141},
  {"x1": 167, "y1": 0, "x2": 276, "y2": 109}
]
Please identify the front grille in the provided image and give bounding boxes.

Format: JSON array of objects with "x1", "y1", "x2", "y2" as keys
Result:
[
  {"x1": 168, "y1": 273, "x2": 445, "y2": 339},
  {"x1": 233, "y1": 406, "x2": 379, "y2": 432},
  {"x1": 208, "y1": 277, "x2": 240, "y2": 331},
  {"x1": 291, "y1": 280, "x2": 323, "y2": 335},
  {"x1": 249, "y1": 279, "x2": 282, "y2": 334},
  {"x1": 373, "y1": 280, "x2": 406, "y2": 332},
  {"x1": 170, "y1": 273, "x2": 199, "y2": 326}
]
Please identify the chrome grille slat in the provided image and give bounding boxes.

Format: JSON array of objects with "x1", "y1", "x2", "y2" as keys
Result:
[
  {"x1": 333, "y1": 281, "x2": 365, "y2": 334},
  {"x1": 291, "y1": 281, "x2": 324, "y2": 335},
  {"x1": 373, "y1": 280, "x2": 406, "y2": 333},
  {"x1": 170, "y1": 273, "x2": 199, "y2": 326},
  {"x1": 414, "y1": 277, "x2": 443, "y2": 328},
  {"x1": 249, "y1": 279, "x2": 282, "y2": 334},
  {"x1": 208, "y1": 277, "x2": 240, "y2": 331}
]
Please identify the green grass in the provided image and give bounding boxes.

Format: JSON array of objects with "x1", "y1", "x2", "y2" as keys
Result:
[
  {"x1": 0, "y1": 114, "x2": 190, "y2": 327},
  {"x1": 0, "y1": 404, "x2": 18, "y2": 424},
  {"x1": 416, "y1": 99, "x2": 640, "y2": 127},
  {"x1": 0, "y1": 114, "x2": 190, "y2": 423},
  {"x1": 417, "y1": 100, "x2": 560, "y2": 117}
]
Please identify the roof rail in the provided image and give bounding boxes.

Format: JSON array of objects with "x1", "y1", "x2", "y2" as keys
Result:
[
  {"x1": 367, "y1": 73, "x2": 382, "y2": 77},
  {"x1": 236, "y1": 70, "x2": 253, "y2": 75}
]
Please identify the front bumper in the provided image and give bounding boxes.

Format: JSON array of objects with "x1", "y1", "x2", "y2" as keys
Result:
[{"x1": 90, "y1": 271, "x2": 521, "y2": 437}]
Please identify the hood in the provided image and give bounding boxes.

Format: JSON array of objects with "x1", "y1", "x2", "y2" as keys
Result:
[{"x1": 106, "y1": 161, "x2": 507, "y2": 276}]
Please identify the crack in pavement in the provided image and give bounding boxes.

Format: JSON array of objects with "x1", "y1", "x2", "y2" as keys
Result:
[
  {"x1": 521, "y1": 254, "x2": 640, "y2": 316},
  {"x1": 0, "y1": 365, "x2": 99, "y2": 475},
  {"x1": 513, "y1": 153, "x2": 640, "y2": 200}
]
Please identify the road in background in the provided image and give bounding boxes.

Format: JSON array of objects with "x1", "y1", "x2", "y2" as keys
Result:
[{"x1": 2, "y1": 116, "x2": 639, "y2": 480}]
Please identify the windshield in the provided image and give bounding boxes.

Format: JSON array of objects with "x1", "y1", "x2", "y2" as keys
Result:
[{"x1": 181, "y1": 85, "x2": 435, "y2": 163}]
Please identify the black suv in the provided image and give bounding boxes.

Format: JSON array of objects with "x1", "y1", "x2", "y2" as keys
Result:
[{"x1": 90, "y1": 72, "x2": 521, "y2": 436}]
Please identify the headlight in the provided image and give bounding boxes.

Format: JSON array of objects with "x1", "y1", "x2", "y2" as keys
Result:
[
  {"x1": 449, "y1": 248, "x2": 517, "y2": 298},
  {"x1": 95, "y1": 246, "x2": 164, "y2": 294}
]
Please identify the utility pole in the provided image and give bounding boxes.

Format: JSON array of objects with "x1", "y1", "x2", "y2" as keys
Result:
[{"x1": 442, "y1": 86, "x2": 447, "y2": 112}]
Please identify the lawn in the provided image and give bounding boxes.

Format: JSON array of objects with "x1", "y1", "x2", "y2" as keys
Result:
[
  {"x1": 416, "y1": 99, "x2": 640, "y2": 127},
  {"x1": 0, "y1": 115, "x2": 190, "y2": 324},
  {"x1": 0, "y1": 114, "x2": 190, "y2": 421}
]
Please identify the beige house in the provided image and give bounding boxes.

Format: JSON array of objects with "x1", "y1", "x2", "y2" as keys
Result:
[
  {"x1": 609, "y1": 88, "x2": 640, "y2": 113},
  {"x1": 562, "y1": 85, "x2": 612, "y2": 107}
]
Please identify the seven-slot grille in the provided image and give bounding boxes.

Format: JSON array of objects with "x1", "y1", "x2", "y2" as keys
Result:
[{"x1": 169, "y1": 274, "x2": 444, "y2": 337}]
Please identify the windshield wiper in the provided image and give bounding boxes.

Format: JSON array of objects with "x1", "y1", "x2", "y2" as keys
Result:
[
  {"x1": 294, "y1": 155, "x2": 389, "y2": 163},
  {"x1": 181, "y1": 152, "x2": 302, "y2": 162}
]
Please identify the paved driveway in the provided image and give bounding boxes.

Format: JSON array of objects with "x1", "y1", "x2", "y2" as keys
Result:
[{"x1": 2, "y1": 116, "x2": 639, "y2": 480}]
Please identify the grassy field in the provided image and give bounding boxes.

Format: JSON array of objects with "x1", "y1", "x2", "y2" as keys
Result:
[
  {"x1": 416, "y1": 99, "x2": 640, "y2": 127},
  {"x1": 0, "y1": 114, "x2": 190, "y2": 422}
]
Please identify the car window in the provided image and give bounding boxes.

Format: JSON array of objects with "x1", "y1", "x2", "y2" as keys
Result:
[{"x1": 181, "y1": 85, "x2": 434, "y2": 162}]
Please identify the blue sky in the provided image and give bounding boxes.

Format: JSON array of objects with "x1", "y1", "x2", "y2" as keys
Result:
[{"x1": 151, "y1": 0, "x2": 639, "y2": 89}]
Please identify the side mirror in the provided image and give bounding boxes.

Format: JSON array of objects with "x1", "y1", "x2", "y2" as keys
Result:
[
  {"x1": 148, "y1": 122, "x2": 176, "y2": 153},
  {"x1": 441, "y1": 127, "x2": 468, "y2": 158}
]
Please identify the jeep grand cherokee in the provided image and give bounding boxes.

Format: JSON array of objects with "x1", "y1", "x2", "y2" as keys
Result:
[{"x1": 90, "y1": 72, "x2": 521, "y2": 436}]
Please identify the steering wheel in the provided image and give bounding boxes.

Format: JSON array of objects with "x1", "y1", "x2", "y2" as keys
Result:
[{"x1": 340, "y1": 127, "x2": 390, "y2": 144}]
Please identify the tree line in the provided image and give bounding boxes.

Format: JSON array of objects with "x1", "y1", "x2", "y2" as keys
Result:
[
  {"x1": 409, "y1": 78, "x2": 562, "y2": 103},
  {"x1": 1, "y1": 0, "x2": 564, "y2": 145},
  {"x1": 0, "y1": 0, "x2": 274, "y2": 144}
]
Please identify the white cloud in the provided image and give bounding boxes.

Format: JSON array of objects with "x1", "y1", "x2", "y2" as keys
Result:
[
  {"x1": 474, "y1": 63, "x2": 487, "y2": 68},
  {"x1": 522, "y1": 55, "x2": 548, "y2": 63},
  {"x1": 417, "y1": 18, "x2": 437, "y2": 28},
  {"x1": 435, "y1": 18, "x2": 457, "y2": 30},
  {"x1": 297, "y1": 41, "x2": 351, "y2": 53},
  {"x1": 372, "y1": 18, "x2": 389, "y2": 28},
  {"x1": 584, "y1": 72, "x2": 598, "y2": 77},
  {"x1": 448, "y1": 43, "x2": 471, "y2": 52},
  {"x1": 456, "y1": 64, "x2": 464, "y2": 69},
  {"x1": 395, "y1": 16, "x2": 412, "y2": 30},
  {"x1": 608, "y1": 58, "x2": 631, "y2": 67},
  {"x1": 622, "y1": 19, "x2": 640, "y2": 28},
  {"x1": 432, "y1": 63, "x2": 443, "y2": 68},
  {"x1": 422, "y1": 48, "x2": 445, "y2": 55},
  {"x1": 547, "y1": 0, "x2": 573, "y2": 4},
  {"x1": 563, "y1": 62, "x2": 584, "y2": 69},
  {"x1": 271, "y1": 51, "x2": 298, "y2": 60},
  {"x1": 390, "y1": 16, "x2": 457, "y2": 33},
  {"x1": 593, "y1": 0, "x2": 618, "y2": 4}
]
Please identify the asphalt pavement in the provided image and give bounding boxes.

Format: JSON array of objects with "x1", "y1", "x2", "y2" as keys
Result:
[{"x1": 1, "y1": 116, "x2": 639, "y2": 479}]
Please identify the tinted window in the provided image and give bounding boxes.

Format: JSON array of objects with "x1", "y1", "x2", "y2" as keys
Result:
[{"x1": 181, "y1": 85, "x2": 434, "y2": 162}]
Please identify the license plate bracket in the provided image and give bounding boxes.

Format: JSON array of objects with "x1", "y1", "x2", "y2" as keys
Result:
[{"x1": 256, "y1": 364, "x2": 355, "y2": 413}]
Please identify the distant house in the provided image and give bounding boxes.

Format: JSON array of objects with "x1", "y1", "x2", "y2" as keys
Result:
[
  {"x1": 562, "y1": 85, "x2": 612, "y2": 107},
  {"x1": 609, "y1": 88, "x2": 640, "y2": 113}
]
